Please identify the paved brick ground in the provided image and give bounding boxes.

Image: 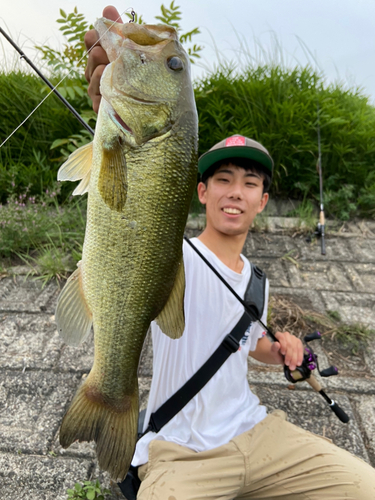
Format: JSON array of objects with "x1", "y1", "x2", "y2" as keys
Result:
[{"x1": 0, "y1": 217, "x2": 374, "y2": 499}]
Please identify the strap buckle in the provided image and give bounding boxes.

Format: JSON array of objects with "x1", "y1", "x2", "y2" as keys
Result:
[{"x1": 223, "y1": 333, "x2": 240, "y2": 353}]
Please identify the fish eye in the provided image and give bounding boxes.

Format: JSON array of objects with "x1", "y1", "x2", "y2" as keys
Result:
[{"x1": 167, "y1": 56, "x2": 184, "y2": 72}]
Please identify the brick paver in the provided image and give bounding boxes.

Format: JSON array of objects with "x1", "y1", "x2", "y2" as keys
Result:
[{"x1": 0, "y1": 217, "x2": 374, "y2": 499}]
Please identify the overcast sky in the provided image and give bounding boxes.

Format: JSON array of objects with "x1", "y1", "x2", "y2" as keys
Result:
[{"x1": 1, "y1": 0, "x2": 375, "y2": 102}]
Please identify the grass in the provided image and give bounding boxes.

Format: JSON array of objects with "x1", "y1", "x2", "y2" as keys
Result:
[
  {"x1": 250, "y1": 211, "x2": 269, "y2": 232},
  {"x1": 66, "y1": 479, "x2": 110, "y2": 500},
  {"x1": 268, "y1": 294, "x2": 375, "y2": 355},
  {"x1": 286, "y1": 199, "x2": 317, "y2": 230},
  {"x1": 0, "y1": 185, "x2": 86, "y2": 283}
]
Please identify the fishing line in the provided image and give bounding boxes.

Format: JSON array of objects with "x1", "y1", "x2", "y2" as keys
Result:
[{"x1": 0, "y1": 8, "x2": 134, "y2": 149}]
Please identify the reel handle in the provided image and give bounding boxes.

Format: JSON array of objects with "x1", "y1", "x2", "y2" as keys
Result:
[
  {"x1": 320, "y1": 366, "x2": 338, "y2": 377},
  {"x1": 304, "y1": 331, "x2": 321, "y2": 342}
]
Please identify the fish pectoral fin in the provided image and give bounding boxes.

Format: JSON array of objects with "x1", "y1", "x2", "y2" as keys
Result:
[
  {"x1": 98, "y1": 142, "x2": 127, "y2": 212},
  {"x1": 73, "y1": 170, "x2": 91, "y2": 196},
  {"x1": 55, "y1": 264, "x2": 93, "y2": 346},
  {"x1": 57, "y1": 142, "x2": 93, "y2": 195},
  {"x1": 156, "y1": 260, "x2": 185, "y2": 339}
]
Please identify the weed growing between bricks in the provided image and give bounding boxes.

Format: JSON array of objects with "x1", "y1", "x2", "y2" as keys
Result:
[
  {"x1": 269, "y1": 294, "x2": 375, "y2": 356},
  {"x1": 66, "y1": 479, "x2": 110, "y2": 500}
]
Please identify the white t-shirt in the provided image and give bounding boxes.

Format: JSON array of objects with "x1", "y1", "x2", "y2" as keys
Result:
[{"x1": 132, "y1": 238, "x2": 268, "y2": 466}]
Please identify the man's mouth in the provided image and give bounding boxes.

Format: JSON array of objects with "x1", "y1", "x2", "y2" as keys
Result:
[{"x1": 222, "y1": 207, "x2": 242, "y2": 215}]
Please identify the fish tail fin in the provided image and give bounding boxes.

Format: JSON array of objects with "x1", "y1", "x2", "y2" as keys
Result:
[{"x1": 59, "y1": 376, "x2": 138, "y2": 481}]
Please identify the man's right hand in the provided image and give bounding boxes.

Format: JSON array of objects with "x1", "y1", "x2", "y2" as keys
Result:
[{"x1": 84, "y1": 6, "x2": 123, "y2": 113}]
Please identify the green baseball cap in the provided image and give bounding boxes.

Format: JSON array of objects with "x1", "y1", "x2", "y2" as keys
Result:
[{"x1": 198, "y1": 135, "x2": 273, "y2": 178}]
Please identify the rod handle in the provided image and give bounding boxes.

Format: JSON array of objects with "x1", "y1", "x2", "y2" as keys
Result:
[
  {"x1": 319, "y1": 210, "x2": 325, "y2": 226},
  {"x1": 329, "y1": 400, "x2": 350, "y2": 423},
  {"x1": 321, "y1": 234, "x2": 326, "y2": 255},
  {"x1": 306, "y1": 374, "x2": 322, "y2": 392}
]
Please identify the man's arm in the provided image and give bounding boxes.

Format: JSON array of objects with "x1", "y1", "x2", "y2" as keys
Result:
[
  {"x1": 249, "y1": 331, "x2": 304, "y2": 372},
  {"x1": 84, "y1": 6, "x2": 122, "y2": 113}
]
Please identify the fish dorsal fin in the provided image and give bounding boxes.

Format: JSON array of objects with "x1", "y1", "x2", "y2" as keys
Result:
[
  {"x1": 58, "y1": 142, "x2": 93, "y2": 195},
  {"x1": 55, "y1": 263, "x2": 93, "y2": 346},
  {"x1": 98, "y1": 142, "x2": 127, "y2": 212},
  {"x1": 156, "y1": 260, "x2": 185, "y2": 339}
]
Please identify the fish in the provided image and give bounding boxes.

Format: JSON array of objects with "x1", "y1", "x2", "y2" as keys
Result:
[{"x1": 55, "y1": 17, "x2": 198, "y2": 480}]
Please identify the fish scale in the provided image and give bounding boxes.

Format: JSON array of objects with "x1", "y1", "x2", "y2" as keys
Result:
[{"x1": 55, "y1": 18, "x2": 198, "y2": 480}]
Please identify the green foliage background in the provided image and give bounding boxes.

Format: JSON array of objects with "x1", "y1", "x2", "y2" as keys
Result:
[
  {"x1": 1, "y1": 4, "x2": 375, "y2": 219},
  {"x1": 196, "y1": 66, "x2": 375, "y2": 218},
  {"x1": 0, "y1": 71, "x2": 86, "y2": 202}
]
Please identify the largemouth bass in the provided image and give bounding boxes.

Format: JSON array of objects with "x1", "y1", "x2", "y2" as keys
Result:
[{"x1": 55, "y1": 18, "x2": 198, "y2": 480}]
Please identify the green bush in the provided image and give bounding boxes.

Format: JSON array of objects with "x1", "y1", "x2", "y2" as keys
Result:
[
  {"x1": 195, "y1": 65, "x2": 375, "y2": 219},
  {"x1": 0, "y1": 71, "x2": 88, "y2": 202},
  {"x1": 358, "y1": 171, "x2": 375, "y2": 217},
  {"x1": 1, "y1": 7, "x2": 375, "y2": 219}
]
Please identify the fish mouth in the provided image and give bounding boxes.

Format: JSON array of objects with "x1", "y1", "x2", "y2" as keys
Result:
[{"x1": 114, "y1": 87, "x2": 163, "y2": 105}]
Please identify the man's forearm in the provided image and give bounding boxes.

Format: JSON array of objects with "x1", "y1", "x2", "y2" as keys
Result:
[
  {"x1": 249, "y1": 336, "x2": 282, "y2": 365},
  {"x1": 249, "y1": 331, "x2": 303, "y2": 371}
]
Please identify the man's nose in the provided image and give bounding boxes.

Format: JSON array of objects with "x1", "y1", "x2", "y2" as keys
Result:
[{"x1": 228, "y1": 182, "x2": 243, "y2": 199}]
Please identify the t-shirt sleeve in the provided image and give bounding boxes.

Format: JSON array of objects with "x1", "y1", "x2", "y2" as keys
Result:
[
  {"x1": 248, "y1": 278, "x2": 269, "y2": 351},
  {"x1": 182, "y1": 238, "x2": 193, "y2": 268}
]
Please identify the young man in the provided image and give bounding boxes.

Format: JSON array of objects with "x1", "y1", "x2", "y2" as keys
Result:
[{"x1": 84, "y1": 9, "x2": 375, "y2": 498}]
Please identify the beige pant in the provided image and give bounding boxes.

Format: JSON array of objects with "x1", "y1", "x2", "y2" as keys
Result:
[{"x1": 137, "y1": 410, "x2": 375, "y2": 500}]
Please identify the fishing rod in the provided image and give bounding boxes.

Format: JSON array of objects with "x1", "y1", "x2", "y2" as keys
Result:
[
  {"x1": 184, "y1": 237, "x2": 349, "y2": 423},
  {"x1": 315, "y1": 102, "x2": 326, "y2": 255},
  {"x1": 8, "y1": 38, "x2": 347, "y2": 423},
  {"x1": 0, "y1": 26, "x2": 95, "y2": 136}
]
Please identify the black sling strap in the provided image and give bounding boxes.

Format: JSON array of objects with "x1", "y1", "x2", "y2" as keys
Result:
[
  {"x1": 118, "y1": 244, "x2": 267, "y2": 499},
  {"x1": 142, "y1": 258, "x2": 267, "y2": 436},
  {"x1": 144, "y1": 311, "x2": 251, "y2": 434}
]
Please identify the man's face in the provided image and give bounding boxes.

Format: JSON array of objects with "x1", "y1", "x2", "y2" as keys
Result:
[{"x1": 197, "y1": 163, "x2": 269, "y2": 237}]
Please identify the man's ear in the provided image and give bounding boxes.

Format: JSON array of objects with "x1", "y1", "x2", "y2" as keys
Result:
[
  {"x1": 257, "y1": 192, "x2": 269, "y2": 214},
  {"x1": 197, "y1": 181, "x2": 207, "y2": 205}
]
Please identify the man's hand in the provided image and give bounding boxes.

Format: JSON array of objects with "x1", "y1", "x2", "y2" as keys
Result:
[
  {"x1": 84, "y1": 6, "x2": 122, "y2": 113},
  {"x1": 250, "y1": 331, "x2": 304, "y2": 371},
  {"x1": 272, "y1": 331, "x2": 304, "y2": 371}
]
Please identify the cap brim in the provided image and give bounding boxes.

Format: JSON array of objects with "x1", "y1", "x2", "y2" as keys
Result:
[{"x1": 198, "y1": 146, "x2": 273, "y2": 177}]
